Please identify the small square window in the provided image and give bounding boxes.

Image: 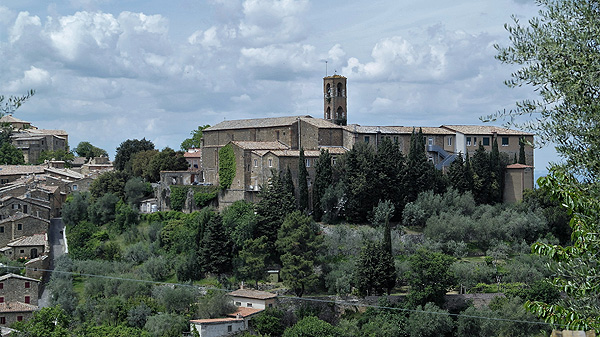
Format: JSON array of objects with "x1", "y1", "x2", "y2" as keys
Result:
[
  {"x1": 393, "y1": 136, "x2": 398, "y2": 143},
  {"x1": 364, "y1": 136, "x2": 370, "y2": 143},
  {"x1": 502, "y1": 137, "x2": 509, "y2": 146},
  {"x1": 17, "y1": 316, "x2": 23, "y2": 322},
  {"x1": 466, "y1": 137, "x2": 471, "y2": 146},
  {"x1": 0, "y1": 227, "x2": 4, "y2": 233},
  {"x1": 24, "y1": 296, "x2": 30, "y2": 304},
  {"x1": 247, "y1": 303, "x2": 252, "y2": 307},
  {"x1": 235, "y1": 302, "x2": 241, "y2": 306},
  {"x1": 0, "y1": 317, "x2": 5, "y2": 324},
  {"x1": 483, "y1": 137, "x2": 490, "y2": 146},
  {"x1": 0, "y1": 297, "x2": 4, "y2": 303},
  {"x1": 0, "y1": 283, "x2": 3, "y2": 290},
  {"x1": 25, "y1": 282, "x2": 30, "y2": 289},
  {"x1": 72, "y1": 185, "x2": 78, "y2": 191},
  {"x1": 17, "y1": 223, "x2": 22, "y2": 230},
  {"x1": 228, "y1": 325, "x2": 232, "y2": 332}
]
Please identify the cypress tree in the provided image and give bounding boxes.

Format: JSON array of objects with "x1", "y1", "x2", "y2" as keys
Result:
[
  {"x1": 298, "y1": 148, "x2": 309, "y2": 212},
  {"x1": 312, "y1": 149, "x2": 332, "y2": 221},
  {"x1": 518, "y1": 138, "x2": 527, "y2": 165}
]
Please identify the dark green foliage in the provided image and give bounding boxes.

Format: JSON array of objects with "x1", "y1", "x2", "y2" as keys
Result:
[
  {"x1": 276, "y1": 211, "x2": 323, "y2": 297},
  {"x1": 221, "y1": 200, "x2": 257, "y2": 251},
  {"x1": 88, "y1": 193, "x2": 120, "y2": 225},
  {"x1": 146, "y1": 147, "x2": 189, "y2": 182},
  {"x1": 62, "y1": 192, "x2": 91, "y2": 226},
  {"x1": 130, "y1": 150, "x2": 159, "y2": 180},
  {"x1": 255, "y1": 170, "x2": 296, "y2": 252},
  {"x1": 471, "y1": 143, "x2": 492, "y2": 204},
  {"x1": 251, "y1": 308, "x2": 285, "y2": 337},
  {"x1": 144, "y1": 313, "x2": 188, "y2": 337},
  {"x1": 238, "y1": 236, "x2": 269, "y2": 287},
  {"x1": 74, "y1": 141, "x2": 108, "y2": 160},
  {"x1": 199, "y1": 212, "x2": 233, "y2": 275},
  {"x1": 518, "y1": 137, "x2": 527, "y2": 164},
  {"x1": 152, "y1": 285, "x2": 198, "y2": 315},
  {"x1": 169, "y1": 186, "x2": 188, "y2": 211},
  {"x1": 37, "y1": 149, "x2": 74, "y2": 165},
  {"x1": 297, "y1": 148, "x2": 309, "y2": 211},
  {"x1": 195, "y1": 291, "x2": 236, "y2": 319},
  {"x1": 143, "y1": 256, "x2": 171, "y2": 281},
  {"x1": 283, "y1": 316, "x2": 342, "y2": 337},
  {"x1": 522, "y1": 187, "x2": 571, "y2": 244},
  {"x1": 180, "y1": 125, "x2": 209, "y2": 151},
  {"x1": 218, "y1": 143, "x2": 235, "y2": 189},
  {"x1": 406, "y1": 249, "x2": 455, "y2": 307},
  {"x1": 343, "y1": 142, "x2": 378, "y2": 223},
  {"x1": 312, "y1": 149, "x2": 332, "y2": 221},
  {"x1": 375, "y1": 137, "x2": 405, "y2": 217},
  {"x1": 354, "y1": 241, "x2": 396, "y2": 296},
  {"x1": 320, "y1": 182, "x2": 345, "y2": 224},
  {"x1": 447, "y1": 154, "x2": 470, "y2": 193},
  {"x1": 90, "y1": 170, "x2": 130, "y2": 199},
  {"x1": 114, "y1": 138, "x2": 155, "y2": 173},
  {"x1": 115, "y1": 201, "x2": 139, "y2": 232},
  {"x1": 12, "y1": 306, "x2": 70, "y2": 337},
  {"x1": 403, "y1": 129, "x2": 436, "y2": 206},
  {"x1": 193, "y1": 190, "x2": 218, "y2": 208},
  {"x1": 0, "y1": 142, "x2": 24, "y2": 165},
  {"x1": 406, "y1": 303, "x2": 454, "y2": 337},
  {"x1": 48, "y1": 256, "x2": 78, "y2": 315},
  {"x1": 124, "y1": 177, "x2": 152, "y2": 207}
]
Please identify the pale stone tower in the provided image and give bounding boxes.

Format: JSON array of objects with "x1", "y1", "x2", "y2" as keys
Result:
[{"x1": 323, "y1": 75, "x2": 347, "y2": 125}]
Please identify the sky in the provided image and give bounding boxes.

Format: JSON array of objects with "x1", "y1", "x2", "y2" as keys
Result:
[{"x1": 0, "y1": 0, "x2": 559, "y2": 177}]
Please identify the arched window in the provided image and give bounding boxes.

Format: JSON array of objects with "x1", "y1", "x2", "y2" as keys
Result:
[
  {"x1": 326, "y1": 84, "x2": 331, "y2": 96},
  {"x1": 337, "y1": 106, "x2": 344, "y2": 118},
  {"x1": 337, "y1": 83, "x2": 343, "y2": 97},
  {"x1": 326, "y1": 107, "x2": 331, "y2": 119}
]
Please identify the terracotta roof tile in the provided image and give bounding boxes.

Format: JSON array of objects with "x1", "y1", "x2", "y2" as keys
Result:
[
  {"x1": 0, "y1": 166, "x2": 45, "y2": 176},
  {"x1": 206, "y1": 116, "x2": 311, "y2": 131},
  {"x1": 0, "y1": 301, "x2": 38, "y2": 313},
  {"x1": 506, "y1": 163, "x2": 534, "y2": 169},
  {"x1": 232, "y1": 141, "x2": 289, "y2": 150},
  {"x1": 190, "y1": 317, "x2": 243, "y2": 324},
  {"x1": 227, "y1": 307, "x2": 263, "y2": 318},
  {"x1": 441, "y1": 125, "x2": 533, "y2": 136},
  {"x1": 8, "y1": 233, "x2": 46, "y2": 247}
]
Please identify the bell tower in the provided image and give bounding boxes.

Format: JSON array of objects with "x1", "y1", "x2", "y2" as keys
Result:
[{"x1": 323, "y1": 75, "x2": 347, "y2": 126}]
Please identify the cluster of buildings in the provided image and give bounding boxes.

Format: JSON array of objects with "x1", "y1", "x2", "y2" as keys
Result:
[{"x1": 161, "y1": 75, "x2": 535, "y2": 211}]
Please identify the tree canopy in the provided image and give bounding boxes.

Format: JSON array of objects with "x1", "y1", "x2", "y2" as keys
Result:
[
  {"x1": 74, "y1": 141, "x2": 108, "y2": 160},
  {"x1": 180, "y1": 125, "x2": 209, "y2": 151}
]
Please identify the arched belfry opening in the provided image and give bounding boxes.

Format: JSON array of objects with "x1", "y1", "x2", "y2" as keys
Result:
[{"x1": 323, "y1": 75, "x2": 347, "y2": 126}]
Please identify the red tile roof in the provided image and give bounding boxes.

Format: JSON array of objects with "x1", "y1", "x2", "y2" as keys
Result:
[{"x1": 227, "y1": 289, "x2": 277, "y2": 300}]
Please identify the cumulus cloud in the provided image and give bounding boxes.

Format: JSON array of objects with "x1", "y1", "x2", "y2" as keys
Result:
[
  {"x1": 239, "y1": 0, "x2": 309, "y2": 45},
  {"x1": 5, "y1": 66, "x2": 52, "y2": 92}
]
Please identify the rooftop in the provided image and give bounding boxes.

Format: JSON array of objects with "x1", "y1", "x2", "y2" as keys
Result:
[
  {"x1": 8, "y1": 233, "x2": 46, "y2": 247},
  {"x1": 0, "y1": 273, "x2": 40, "y2": 283},
  {"x1": 0, "y1": 165, "x2": 45, "y2": 176},
  {"x1": 441, "y1": 125, "x2": 533, "y2": 136},
  {"x1": 206, "y1": 115, "x2": 311, "y2": 131},
  {"x1": 227, "y1": 288, "x2": 277, "y2": 300},
  {"x1": 0, "y1": 301, "x2": 38, "y2": 313}
]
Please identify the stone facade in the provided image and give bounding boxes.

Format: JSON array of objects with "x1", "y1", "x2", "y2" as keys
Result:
[
  {"x1": 0, "y1": 274, "x2": 40, "y2": 327},
  {"x1": 0, "y1": 214, "x2": 49, "y2": 248},
  {"x1": 504, "y1": 164, "x2": 535, "y2": 203}
]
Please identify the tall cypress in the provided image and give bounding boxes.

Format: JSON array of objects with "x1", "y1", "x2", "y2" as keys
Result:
[
  {"x1": 518, "y1": 138, "x2": 527, "y2": 165},
  {"x1": 298, "y1": 148, "x2": 309, "y2": 212},
  {"x1": 312, "y1": 149, "x2": 332, "y2": 221}
]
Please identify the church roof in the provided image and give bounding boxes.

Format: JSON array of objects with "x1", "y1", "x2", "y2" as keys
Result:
[
  {"x1": 232, "y1": 141, "x2": 289, "y2": 150},
  {"x1": 0, "y1": 115, "x2": 30, "y2": 125},
  {"x1": 206, "y1": 116, "x2": 311, "y2": 131}
]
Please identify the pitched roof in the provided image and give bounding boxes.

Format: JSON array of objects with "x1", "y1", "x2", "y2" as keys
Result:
[
  {"x1": 184, "y1": 150, "x2": 202, "y2": 158},
  {"x1": 44, "y1": 167, "x2": 84, "y2": 180},
  {"x1": 0, "y1": 301, "x2": 38, "y2": 313},
  {"x1": 0, "y1": 166, "x2": 45, "y2": 176},
  {"x1": 227, "y1": 307, "x2": 263, "y2": 318},
  {"x1": 301, "y1": 118, "x2": 341, "y2": 129},
  {"x1": 8, "y1": 233, "x2": 46, "y2": 247},
  {"x1": 227, "y1": 289, "x2": 277, "y2": 300},
  {"x1": 506, "y1": 163, "x2": 534, "y2": 169},
  {"x1": 232, "y1": 141, "x2": 289, "y2": 150},
  {"x1": 206, "y1": 116, "x2": 311, "y2": 131},
  {"x1": 0, "y1": 115, "x2": 30, "y2": 125},
  {"x1": 0, "y1": 273, "x2": 40, "y2": 283},
  {"x1": 0, "y1": 213, "x2": 49, "y2": 225},
  {"x1": 441, "y1": 125, "x2": 533, "y2": 136}
]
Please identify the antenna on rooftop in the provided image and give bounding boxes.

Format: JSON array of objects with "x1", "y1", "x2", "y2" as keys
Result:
[{"x1": 325, "y1": 60, "x2": 328, "y2": 77}]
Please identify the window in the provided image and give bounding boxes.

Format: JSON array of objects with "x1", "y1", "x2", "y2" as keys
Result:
[
  {"x1": 247, "y1": 164, "x2": 250, "y2": 172},
  {"x1": 268, "y1": 159, "x2": 273, "y2": 167},
  {"x1": 0, "y1": 179, "x2": 7, "y2": 184},
  {"x1": 23, "y1": 205, "x2": 27, "y2": 214},
  {"x1": 24, "y1": 296, "x2": 30, "y2": 304},
  {"x1": 25, "y1": 282, "x2": 30, "y2": 289},
  {"x1": 247, "y1": 303, "x2": 252, "y2": 307},
  {"x1": 447, "y1": 137, "x2": 452, "y2": 146},
  {"x1": 254, "y1": 159, "x2": 258, "y2": 167},
  {"x1": 228, "y1": 325, "x2": 232, "y2": 332},
  {"x1": 0, "y1": 227, "x2": 3, "y2": 234},
  {"x1": 20, "y1": 250, "x2": 24, "y2": 254},
  {"x1": 0, "y1": 317, "x2": 5, "y2": 324},
  {"x1": 473, "y1": 137, "x2": 477, "y2": 145},
  {"x1": 502, "y1": 137, "x2": 509, "y2": 146},
  {"x1": 332, "y1": 157, "x2": 337, "y2": 165},
  {"x1": 466, "y1": 137, "x2": 471, "y2": 146},
  {"x1": 17, "y1": 224, "x2": 22, "y2": 231},
  {"x1": 428, "y1": 137, "x2": 433, "y2": 146},
  {"x1": 235, "y1": 302, "x2": 241, "y2": 306},
  {"x1": 72, "y1": 184, "x2": 78, "y2": 191},
  {"x1": 306, "y1": 159, "x2": 310, "y2": 167},
  {"x1": 483, "y1": 137, "x2": 490, "y2": 146},
  {"x1": 0, "y1": 297, "x2": 4, "y2": 303},
  {"x1": 17, "y1": 316, "x2": 23, "y2": 322},
  {"x1": 393, "y1": 136, "x2": 398, "y2": 143},
  {"x1": 364, "y1": 136, "x2": 370, "y2": 143},
  {"x1": 0, "y1": 283, "x2": 3, "y2": 290}
]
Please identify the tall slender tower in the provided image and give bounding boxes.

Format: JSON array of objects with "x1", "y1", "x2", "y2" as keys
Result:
[{"x1": 323, "y1": 75, "x2": 347, "y2": 125}]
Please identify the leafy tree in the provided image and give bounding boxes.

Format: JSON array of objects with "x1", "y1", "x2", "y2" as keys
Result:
[
  {"x1": 276, "y1": 211, "x2": 323, "y2": 297},
  {"x1": 470, "y1": 143, "x2": 492, "y2": 204},
  {"x1": 354, "y1": 241, "x2": 396, "y2": 296},
  {"x1": 62, "y1": 192, "x2": 91, "y2": 226},
  {"x1": 0, "y1": 90, "x2": 34, "y2": 115},
  {"x1": 146, "y1": 147, "x2": 189, "y2": 182},
  {"x1": 195, "y1": 291, "x2": 236, "y2": 319},
  {"x1": 0, "y1": 142, "x2": 25, "y2": 165},
  {"x1": 144, "y1": 313, "x2": 188, "y2": 337},
  {"x1": 180, "y1": 125, "x2": 209, "y2": 151},
  {"x1": 221, "y1": 200, "x2": 258, "y2": 252},
  {"x1": 372, "y1": 200, "x2": 395, "y2": 253},
  {"x1": 297, "y1": 148, "x2": 309, "y2": 211},
  {"x1": 130, "y1": 150, "x2": 159, "y2": 180},
  {"x1": 74, "y1": 141, "x2": 108, "y2": 160},
  {"x1": 320, "y1": 182, "x2": 345, "y2": 224},
  {"x1": 152, "y1": 285, "x2": 198, "y2": 315},
  {"x1": 12, "y1": 306, "x2": 70, "y2": 337},
  {"x1": 406, "y1": 303, "x2": 454, "y2": 337},
  {"x1": 255, "y1": 170, "x2": 296, "y2": 251},
  {"x1": 282, "y1": 316, "x2": 341, "y2": 337},
  {"x1": 90, "y1": 170, "x2": 130, "y2": 199},
  {"x1": 447, "y1": 153, "x2": 470, "y2": 194},
  {"x1": 114, "y1": 138, "x2": 155, "y2": 173},
  {"x1": 406, "y1": 248, "x2": 455, "y2": 307},
  {"x1": 403, "y1": 128, "x2": 436, "y2": 206},
  {"x1": 518, "y1": 137, "x2": 527, "y2": 165},
  {"x1": 88, "y1": 193, "x2": 120, "y2": 225},
  {"x1": 124, "y1": 177, "x2": 152, "y2": 207},
  {"x1": 199, "y1": 213, "x2": 233, "y2": 275},
  {"x1": 312, "y1": 149, "x2": 332, "y2": 221},
  {"x1": 522, "y1": 187, "x2": 571, "y2": 244},
  {"x1": 37, "y1": 149, "x2": 75, "y2": 165},
  {"x1": 251, "y1": 308, "x2": 285, "y2": 337},
  {"x1": 343, "y1": 141, "x2": 378, "y2": 223},
  {"x1": 238, "y1": 236, "x2": 269, "y2": 287},
  {"x1": 375, "y1": 137, "x2": 405, "y2": 217},
  {"x1": 494, "y1": 0, "x2": 600, "y2": 180}
]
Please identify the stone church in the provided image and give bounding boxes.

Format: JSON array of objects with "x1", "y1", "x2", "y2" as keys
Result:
[{"x1": 173, "y1": 75, "x2": 534, "y2": 210}]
